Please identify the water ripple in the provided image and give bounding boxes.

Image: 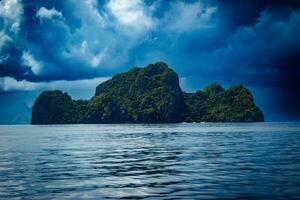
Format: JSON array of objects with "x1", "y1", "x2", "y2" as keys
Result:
[{"x1": 0, "y1": 122, "x2": 300, "y2": 199}]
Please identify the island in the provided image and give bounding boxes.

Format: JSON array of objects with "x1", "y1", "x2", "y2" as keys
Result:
[{"x1": 31, "y1": 62, "x2": 264, "y2": 124}]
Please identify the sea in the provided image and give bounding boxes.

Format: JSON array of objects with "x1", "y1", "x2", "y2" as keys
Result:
[{"x1": 0, "y1": 122, "x2": 300, "y2": 199}]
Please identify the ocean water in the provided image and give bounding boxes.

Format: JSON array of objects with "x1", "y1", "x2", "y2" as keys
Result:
[{"x1": 0, "y1": 123, "x2": 300, "y2": 199}]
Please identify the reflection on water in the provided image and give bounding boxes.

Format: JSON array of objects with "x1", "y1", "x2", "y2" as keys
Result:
[{"x1": 0, "y1": 122, "x2": 300, "y2": 199}]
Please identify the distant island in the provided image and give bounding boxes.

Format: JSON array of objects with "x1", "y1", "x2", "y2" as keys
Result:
[{"x1": 31, "y1": 62, "x2": 264, "y2": 124}]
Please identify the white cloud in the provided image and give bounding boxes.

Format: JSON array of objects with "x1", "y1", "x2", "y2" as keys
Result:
[
  {"x1": 91, "y1": 49, "x2": 107, "y2": 68},
  {"x1": 84, "y1": 0, "x2": 104, "y2": 26},
  {"x1": 76, "y1": 40, "x2": 107, "y2": 68},
  {"x1": 201, "y1": 6, "x2": 218, "y2": 22},
  {"x1": 0, "y1": 77, "x2": 38, "y2": 91},
  {"x1": 0, "y1": 31, "x2": 12, "y2": 48},
  {"x1": 163, "y1": 1, "x2": 217, "y2": 32},
  {"x1": 0, "y1": 0, "x2": 23, "y2": 33},
  {"x1": 22, "y1": 51, "x2": 42, "y2": 75},
  {"x1": 106, "y1": 0, "x2": 155, "y2": 32},
  {"x1": 36, "y1": 7, "x2": 63, "y2": 22},
  {"x1": 0, "y1": 77, "x2": 110, "y2": 92},
  {"x1": 60, "y1": 0, "x2": 122, "y2": 69},
  {"x1": 1, "y1": 0, "x2": 218, "y2": 83},
  {"x1": 80, "y1": 40, "x2": 89, "y2": 53},
  {"x1": 32, "y1": 0, "x2": 156, "y2": 72},
  {"x1": 0, "y1": 54, "x2": 10, "y2": 63}
]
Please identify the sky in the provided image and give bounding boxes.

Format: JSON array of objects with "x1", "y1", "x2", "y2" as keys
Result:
[{"x1": 0, "y1": 0, "x2": 300, "y2": 123}]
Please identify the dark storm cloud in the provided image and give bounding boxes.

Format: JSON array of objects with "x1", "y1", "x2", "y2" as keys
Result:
[
  {"x1": 20, "y1": 0, "x2": 110, "y2": 81},
  {"x1": 1, "y1": 0, "x2": 131, "y2": 82},
  {"x1": 0, "y1": 41, "x2": 27, "y2": 79},
  {"x1": 202, "y1": 9, "x2": 300, "y2": 87},
  {"x1": 0, "y1": 0, "x2": 298, "y2": 83},
  {"x1": 215, "y1": 0, "x2": 300, "y2": 28}
]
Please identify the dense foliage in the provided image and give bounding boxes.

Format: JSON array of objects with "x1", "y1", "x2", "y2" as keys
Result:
[
  {"x1": 183, "y1": 83, "x2": 264, "y2": 122},
  {"x1": 31, "y1": 62, "x2": 264, "y2": 124}
]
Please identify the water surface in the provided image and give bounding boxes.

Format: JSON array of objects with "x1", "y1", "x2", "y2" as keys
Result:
[{"x1": 0, "y1": 122, "x2": 300, "y2": 199}]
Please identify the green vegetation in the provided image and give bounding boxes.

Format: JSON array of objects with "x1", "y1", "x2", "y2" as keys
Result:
[
  {"x1": 183, "y1": 83, "x2": 264, "y2": 122},
  {"x1": 31, "y1": 62, "x2": 264, "y2": 124}
]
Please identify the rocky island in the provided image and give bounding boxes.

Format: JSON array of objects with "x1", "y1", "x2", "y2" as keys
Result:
[{"x1": 31, "y1": 62, "x2": 264, "y2": 124}]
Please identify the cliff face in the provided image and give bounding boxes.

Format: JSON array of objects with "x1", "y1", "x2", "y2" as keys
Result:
[
  {"x1": 31, "y1": 91, "x2": 75, "y2": 124},
  {"x1": 31, "y1": 62, "x2": 264, "y2": 124},
  {"x1": 31, "y1": 62, "x2": 187, "y2": 124},
  {"x1": 93, "y1": 62, "x2": 187, "y2": 123}
]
